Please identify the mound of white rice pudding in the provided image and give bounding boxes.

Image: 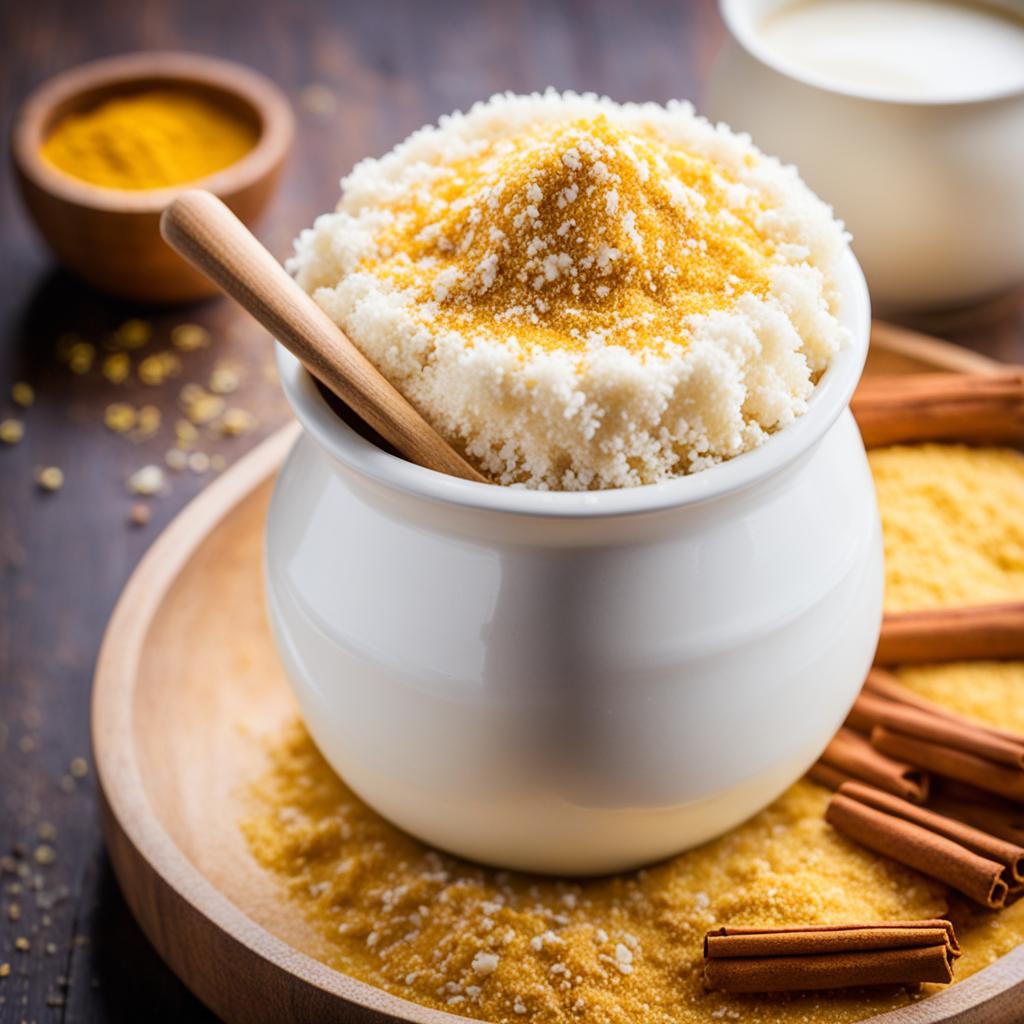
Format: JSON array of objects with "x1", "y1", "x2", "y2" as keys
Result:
[{"x1": 289, "y1": 91, "x2": 850, "y2": 490}]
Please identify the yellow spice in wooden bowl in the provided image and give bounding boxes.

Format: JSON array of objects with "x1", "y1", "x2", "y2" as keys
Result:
[{"x1": 42, "y1": 89, "x2": 257, "y2": 190}]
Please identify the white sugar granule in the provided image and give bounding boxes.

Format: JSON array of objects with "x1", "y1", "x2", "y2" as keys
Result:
[{"x1": 471, "y1": 950, "x2": 499, "y2": 976}]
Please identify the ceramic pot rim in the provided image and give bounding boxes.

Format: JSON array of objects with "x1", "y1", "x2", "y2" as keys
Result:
[{"x1": 276, "y1": 247, "x2": 870, "y2": 520}]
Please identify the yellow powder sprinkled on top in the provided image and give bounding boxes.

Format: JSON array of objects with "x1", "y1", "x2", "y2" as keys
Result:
[
  {"x1": 42, "y1": 89, "x2": 258, "y2": 190},
  {"x1": 362, "y1": 116, "x2": 774, "y2": 356},
  {"x1": 871, "y1": 444, "x2": 1024, "y2": 612}
]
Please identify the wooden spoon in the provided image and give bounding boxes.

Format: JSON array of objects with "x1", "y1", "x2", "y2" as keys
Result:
[{"x1": 160, "y1": 190, "x2": 487, "y2": 483}]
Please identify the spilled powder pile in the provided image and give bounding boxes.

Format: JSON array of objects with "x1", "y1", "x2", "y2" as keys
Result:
[
  {"x1": 871, "y1": 444, "x2": 1024, "y2": 612},
  {"x1": 243, "y1": 441, "x2": 1024, "y2": 1024},
  {"x1": 290, "y1": 91, "x2": 850, "y2": 489},
  {"x1": 243, "y1": 729, "x2": 943, "y2": 1024}
]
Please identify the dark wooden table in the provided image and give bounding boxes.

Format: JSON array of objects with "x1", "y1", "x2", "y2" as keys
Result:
[{"x1": 1, "y1": 2, "x2": 1021, "y2": 1021}]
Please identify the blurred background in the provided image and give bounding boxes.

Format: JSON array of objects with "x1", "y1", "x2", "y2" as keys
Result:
[{"x1": 1, "y1": 1, "x2": 1021, "y2": 1020}]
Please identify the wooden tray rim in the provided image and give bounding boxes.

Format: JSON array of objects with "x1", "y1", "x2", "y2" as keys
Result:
[{"x1": 92, "y1": 337, "x2": 1023, "y2": 1024}]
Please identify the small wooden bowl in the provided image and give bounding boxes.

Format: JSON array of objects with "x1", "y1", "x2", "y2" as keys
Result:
[{"x1": 11, "y1": 51, "x2": 294, "y2": 304}]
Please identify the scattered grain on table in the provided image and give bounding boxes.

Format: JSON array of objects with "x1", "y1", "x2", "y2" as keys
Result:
[
  {"x1": 64, "y1": 340, "x2": 96, "y2": 374},
  {"x1": 126, "y1": 465, "x2": 164, "y2": 497},
  {"x1": 299, "y1": 83, "x2": 338, "y2": 117},
  {"x1": 104, "y1": 403, "x2": 136, "y2": 434},
  {"x1": 132, "y1": 405, "x2": 162, "y2": 441},
  {"x1": 0, "y1": 419, "x2": 24, "y2": 445},
  {"x1": 209, "y1": 364, "x2": 241, "y2": 394},
  {"x1": 171, "y1": 323, "x2": 211, "y2": 351},
  {"x1": 113, "y1": 318, "x2": 151, "y2": 349},
  {"x1": 219, "y1": 408, "x2": 256, "y2": 437},
  {"x1": 25, "y1": 314, "x2": 274, "y2": 521},
  {"x1": 34, "y1": 467, "x2": 63, "y2": 492},
  {"x1": 101, "y1": 352, "x2": 131, "y2": 384},
  {"x1": 165, "y1": 448, "x2": 188, "y2": 471},
  {"x1": 128, "y1": 503, "x2": 151, "y2": 527},
  {"x1": 137, "y1": 350, "x2": 182, "y2": 386},
  {"x1": 180, "y1": 383, "x2": 225, "y2": 425}
]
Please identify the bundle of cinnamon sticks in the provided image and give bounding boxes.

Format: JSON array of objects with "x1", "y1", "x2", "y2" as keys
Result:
[
  {"x1": 703, "y1": 921, "x2": 960, "y2": 993},
  {"x1": 701, "y1": 352, "x2": 1023, "y2": 996},
  {"x1": 816, "y1": 670, "x2": 1024, "y2": 909},
  {"x1": 827, "y1": 781, "x2": 1023, "y2": 909},
  {"x1": 705, "y1": 668, "x2": 1023, "y2": 993}
]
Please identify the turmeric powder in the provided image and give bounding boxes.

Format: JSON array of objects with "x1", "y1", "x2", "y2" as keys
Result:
[{"x1": 42, "y1": 89, "x2": 257, "y2": 190}]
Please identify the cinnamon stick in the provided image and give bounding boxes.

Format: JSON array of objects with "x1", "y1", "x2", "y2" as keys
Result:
[
  {"x1": 826, "y1": 781, "x2": 1022, "y2": 908},
  {"x1": 702, "y1": 920, "x2": 960, "y2": 992},
  {"x1": 859, "y1": 678, "x2": 1024, "y2": 802},
  {"x1": 846, "y1": 692, "x2": 899, "y2": 735},
  {"x1": 813, "y1": 727, "x2": 929, "y2": 803},
  {"x1": 856, "y1": 669, "x2": 1023, "y2": 745},
  {"x1": 873, "y1": 724, "x2": 1024, "y2": 804},
  {"x1": 930, "y1": 793, "x2": 1024, "y2": 848},
  {"x1": 877, "y1": 602, "x2": 1024, "y2": 663},
  {"x1": 877, "y1": 704, "x2": 1024, "y2": 768},
  {"x1": 851, "y1": 369, "x2": 1024, "y2": 448},
  {"x1": 808, "y1": 761, "x2": 856, "y2": 793}
]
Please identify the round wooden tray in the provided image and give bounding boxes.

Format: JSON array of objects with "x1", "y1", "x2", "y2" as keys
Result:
[{"x1": 92, "y1": 326, "x2": 1023, "y2": 1024}]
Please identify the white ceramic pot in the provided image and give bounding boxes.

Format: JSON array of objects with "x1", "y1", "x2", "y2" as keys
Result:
[
  {"x1": 265, "y1": 249, "x2": 881, "y2": 875},
  {"x1": 705, "y1": 0, "x2": 1024, "y2": 314}
]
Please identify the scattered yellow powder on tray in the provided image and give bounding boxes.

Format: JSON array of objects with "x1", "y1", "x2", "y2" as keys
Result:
[
  {"x1": 242, "y1": 442, "x2": 1024, "y2": 1023},
  {"x1": 365, "y1": 116, "x2": 774, "y2": 356},
  {"x1": 42, "y1": 89, "x2": 257, "y2": 190},
  {"x1": 243, "y1": 727, "x2": 943, "y2": 1024},
  {"x1": 871, "y1": 444, "x2": 1024, "y2": 612}
]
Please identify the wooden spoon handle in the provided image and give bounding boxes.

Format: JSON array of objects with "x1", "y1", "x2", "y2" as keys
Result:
[{"x1": 160, "y1": 190, "x2": 487, "y2": 483}]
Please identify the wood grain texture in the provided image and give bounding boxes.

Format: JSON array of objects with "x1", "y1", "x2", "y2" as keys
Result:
[
  {"x1": 0, "y1": 2, "x2": 1022, "y2": 1022},
  {"x1": 161, "y1": 191, "x2": 485, "y2": 481},
  {"x1": 90, "y1": 323, "x2": 1022, "y2": 1024}
]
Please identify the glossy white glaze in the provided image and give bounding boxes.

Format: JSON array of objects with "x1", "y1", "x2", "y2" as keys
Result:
[
  {"x1": 265, "y1": 249, "x2": 881, "y2": 874},
  {"x1": 706, "y1": 0, "x2": 1024, "y2": 313}
]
